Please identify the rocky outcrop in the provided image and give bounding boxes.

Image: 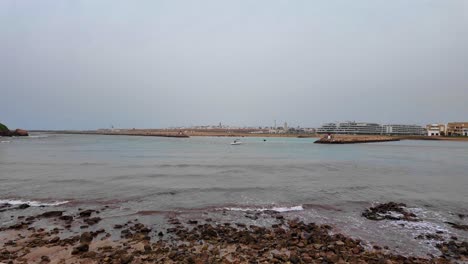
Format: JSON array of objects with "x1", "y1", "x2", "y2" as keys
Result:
[
  {"x1": 362, "y1": 202, "x2": 420, "y2": 221},
  {"x1": 13, "y1": 129, "x2": 29, "y2": 136},
  {"x1": 0, "y1": 123, "x2": 29, "y2": 137}
]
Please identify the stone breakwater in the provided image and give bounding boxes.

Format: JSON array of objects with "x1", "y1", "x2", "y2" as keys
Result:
[
  {"x1": 56, "y1": 130, "x2": 189, "y2": 138},
  {"x1": 0, "y1": 202, "x2": 467, "y2": 263},
  {"x1": 315, "y1": 135, "x2": 400, "y2": 144}
]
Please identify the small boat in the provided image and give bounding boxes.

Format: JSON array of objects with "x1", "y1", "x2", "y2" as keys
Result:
[{"x1": 231, "y1": 139, "x2": 242, "y2": 145}]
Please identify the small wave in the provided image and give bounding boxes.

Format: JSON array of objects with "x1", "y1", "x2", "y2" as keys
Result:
[
  {"x1": 225, "y1": 205, "x2": 304, "y2": 213},
  {"x1": 1, "y1": 140, "x2": 11, "y2": 143},
  {"x1": 28, "y1": 135, "x2": 48, "y2": 138},
  {"x1": 0, "y1": 199, "x2": 69, "y2": 207}
]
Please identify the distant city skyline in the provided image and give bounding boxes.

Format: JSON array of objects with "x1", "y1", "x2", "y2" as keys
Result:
[{"x1": 2, "y1": 0, "x2": 467, "y2": 130}]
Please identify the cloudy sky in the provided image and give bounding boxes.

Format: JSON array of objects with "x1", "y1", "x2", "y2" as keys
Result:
[{"x1": 1, "y1": 0, "x2": 467, "y2": 129}]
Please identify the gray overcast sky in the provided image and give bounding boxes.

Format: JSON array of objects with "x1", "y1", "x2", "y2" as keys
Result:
[{"x1": 1, "y1": 0, "x2": 467, "y2": 130}]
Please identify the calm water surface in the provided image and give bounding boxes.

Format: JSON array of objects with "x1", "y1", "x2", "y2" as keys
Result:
[{"x1": 1, "y1": 134, "x2": 467, "y2": 255}]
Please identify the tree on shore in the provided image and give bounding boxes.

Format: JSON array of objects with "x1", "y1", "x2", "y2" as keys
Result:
[{"x1": 0, "y1": 122, "x2": 9, "y2": 133}]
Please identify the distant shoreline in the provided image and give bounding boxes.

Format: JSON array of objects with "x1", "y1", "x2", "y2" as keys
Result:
[{"x1": 28, "y1": 130, "x2": 468, "y2": 142}]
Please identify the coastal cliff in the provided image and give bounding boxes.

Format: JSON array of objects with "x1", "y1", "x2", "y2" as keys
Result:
[{"x1": 0, "y1": 123, "x2": 29, "y2": 137}]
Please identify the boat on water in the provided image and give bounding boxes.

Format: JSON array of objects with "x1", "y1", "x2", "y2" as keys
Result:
[{"x1": 231, "y1": 139, "x2": 242, "y2": 145}]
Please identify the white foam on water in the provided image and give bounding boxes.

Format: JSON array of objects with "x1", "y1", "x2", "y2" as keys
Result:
[
  {"x1": 0, "y1": 199, "x2": 69, "y2": 207},
  {"x1": 224, "y1": 205, "x2": 304, "y2": 212},
  {"x1": 0, "y1": 140, "x2": 11, "y2": 143},
  {"x1": 28, "y1": 135, "x2": 49, "y2": 138}
]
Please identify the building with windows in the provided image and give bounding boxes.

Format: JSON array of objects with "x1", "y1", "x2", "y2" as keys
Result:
[
  {"x1": 316, "y1": 122, "x2": 383, "y2": 135},
  {"x1": 463, "y1": 128, "x2": 468, "y2": 136},
  {"x1": 446, "y1": 122, "x2": 468, "y2": 136},
  {"x1": 317, "y1": 122, "x2": 426, "y2": 135},
  {"x1": 382, "y1": 124, "x2": 426, "y2": 135},
  {"x1": 426, "y1": 124, "x2": 446, "y2": 136}
]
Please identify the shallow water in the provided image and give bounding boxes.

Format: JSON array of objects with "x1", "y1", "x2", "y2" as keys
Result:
[{"x1": 1, "y1": 133, "x2": 467, "y2": 256}]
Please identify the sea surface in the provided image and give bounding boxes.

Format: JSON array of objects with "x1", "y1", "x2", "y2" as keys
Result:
[{"x1": 1, "y1": 133, "x2": 467, "y2": 256}]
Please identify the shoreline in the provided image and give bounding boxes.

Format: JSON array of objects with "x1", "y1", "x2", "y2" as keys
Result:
[
  {"x1": 1, "y1": 202, "x2": 466, "y2": 263},
  {"x1": 27, "y1": 130, "x2": 468, "y2": 142}
]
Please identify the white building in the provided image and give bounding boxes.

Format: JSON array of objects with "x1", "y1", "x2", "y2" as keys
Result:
[
  {"x1": 316, "y1": 122, "x2": 383, "y2": 134},
  {"x1": 426, "y1": 124, "x2": 445, "y2": 136},
  {"x1": 463, "y1": 128, "x2": 468, "y2": 136},
  {"x1": 317, "y1": 122, "x2": 426, "y2": 135},
  {"x1": 382, "y1": 124, "x2": 426, "y2": 135}
]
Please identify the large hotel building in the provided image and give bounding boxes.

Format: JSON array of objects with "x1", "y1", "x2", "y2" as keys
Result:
[{"x1": 317, "y1": 122, "x2": 425, "y2": 135}]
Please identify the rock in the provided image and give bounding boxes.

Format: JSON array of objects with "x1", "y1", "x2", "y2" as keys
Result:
[
  {"x1": 80, "y1": 232, "x2": 93, "y2": 244},
  {"x1": 144, "y1": 244, "x2": 152, "y2": 252},
  {"x1": 79, "y1": 209, "x2": 96, "y2": 218},
  {"x1": 49, "y1": 237, "x2": 60, "y2": 244},
  {"x1": 362, "y1": 202, "x2": 419, "y2": 221},
  {"x1": 41, "y1": 211, "x2": 63, "y2": 218},
  {"x1": 415, "y1": 233, "x2": 444, "y2": 241},
  {"x1": 18, "y1": 204, "x2": 30, "y2": 209},
  {"x1": 71, "y1": 243, "x2": 89, "y2": 254},
  {"x1": 445, "y1": 221, "x2": 468, "y2": 231},
  {"x1": 120, "y1": 254, "x2": 134, "y2": 264},
  {"x1": 59, "y1": 215, "x2": 73, "y2": 221},
  {"x1": 84, "y1": 217, "x2": 101, "y2": 226},
  {"x1": 12, "y1": 129, "x2": 29, "y2": 137},
  {"x1": 40, "y1": 255, "x2": 50, "y2": 263},
  {"x1": 336, "y1": 240, "x2": 345, "y2": 246},
  {"x1": 289, "y1": 254, "x2": 300, "y2": 264}
]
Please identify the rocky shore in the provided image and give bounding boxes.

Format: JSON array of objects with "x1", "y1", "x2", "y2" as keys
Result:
[
  {"x1": 0, "y1": 202, "x2": 466, "y2": 263},
  {"x1": 0, "y1": 123, "x2": 28, "y2": 137}
]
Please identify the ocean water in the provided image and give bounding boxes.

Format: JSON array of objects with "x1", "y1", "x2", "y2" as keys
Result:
[{"x1": 1, "y1": 133, "x2": 467, "y2": 256}]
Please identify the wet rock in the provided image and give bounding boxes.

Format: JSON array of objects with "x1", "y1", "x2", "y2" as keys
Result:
[
  {"x1": 84, "y1": 217, "x2": 102, "y2": 226},
  {"x1": 71, "y1": 243, "x2": 89, "y2": 254},
  {"x1": 437, "y1": 240, "x2": 468, "y2": 259},
  {"x1": 59, "y1": 215, "x2": 73, "y2": 221},
  {"x1": 80, "y1": 232, "x2": 93, "y2": 244},
  {"x1": 41, "y1": 211, "x2": 63, "y2": 218},
  {"x1": 18, "y1": 204, "x2": 30, "y2": 209},
  {"x1": 114, "y1": 224, "x2": 123, "y2": 229},
  {"x1": 79, "y1": 209, "x2": 96, "y2": 218},
  {"x1": 121, "y1": 229, "x2": 132, "y2": 239},
  {"x1": 49, "y1": 237, "x2": 60, "y2": 244},
  {"x1": 415, "y1": 233, "x2": 444, "y2": 241},
  {"x1": 445, "y1": 221, "x2": 468, "y2": 231},
  {"x1": 362, "y1": 202, "x2": 419, "y2": 221}
]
